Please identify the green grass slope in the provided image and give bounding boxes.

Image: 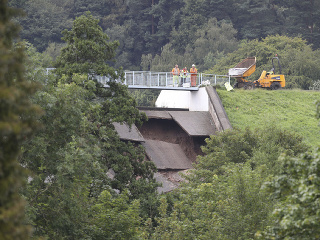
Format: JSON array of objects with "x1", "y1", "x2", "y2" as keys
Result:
[{"x1": 216, "y1": 89, "x2": 320, "y2": 147}]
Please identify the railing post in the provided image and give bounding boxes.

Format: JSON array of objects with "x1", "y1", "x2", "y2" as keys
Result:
[
  {"x1": 133, "y1": 71, "x2": 135, "y2": 86},
  {"x1": 141, "y1": 72, "x2": 143, "y2": 86},
  {"x1": 215, "y1": 75, "x2": 217, "y2": 85},
  {"x1": 150, "y1": 71, "x2": 152, "y2": 87},
  {"x1": 124, "y1": 72, "x2": 127, "y2": 85},
  {"x1": 158, "y1": 73, "x2": 160, "y2": 86},
  {"x1": 166, "y1": 72, "x2": 168, "y2": 87}
]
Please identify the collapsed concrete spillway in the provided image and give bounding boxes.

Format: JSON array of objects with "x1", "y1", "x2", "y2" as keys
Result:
[{"x1": 114, "y1": 86, "x2": 232, "y2": 192}]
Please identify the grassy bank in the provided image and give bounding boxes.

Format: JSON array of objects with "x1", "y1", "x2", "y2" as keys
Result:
[{"x1": 217, "y1": 88, "x2": 320, "y2": 147}]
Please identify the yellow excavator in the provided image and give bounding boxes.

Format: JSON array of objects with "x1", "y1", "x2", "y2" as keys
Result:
[{"x1": 229, "y1": 56, "x2": 285, "y2": 90}]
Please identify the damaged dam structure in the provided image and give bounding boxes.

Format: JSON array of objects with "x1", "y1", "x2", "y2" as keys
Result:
[{"x1": 114, "y1": 86, "x2": 232, "y2": 192}]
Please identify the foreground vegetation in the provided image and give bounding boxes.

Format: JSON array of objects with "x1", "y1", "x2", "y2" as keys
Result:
[{"x1": 217, "y1": 88, "x2": 320, "y2": 147}]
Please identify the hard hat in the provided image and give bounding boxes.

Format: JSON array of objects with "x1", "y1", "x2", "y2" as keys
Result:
[{"x1": 192, "y1": 64, "x2": 195, "y2": 67}]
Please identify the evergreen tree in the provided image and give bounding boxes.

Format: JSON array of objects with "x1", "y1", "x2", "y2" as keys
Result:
[
  {"x1": 230, "y1": 0, "x2": 284, "y2": 40},
  {"x1": 17, "y1": 0, "x2": 70, "y2": 52},
  {"x1": 279, "y1": 0, "x2": 320, "y2": 49},
  {"x1": 0, "y1": 1, "x2": 41, "y2": 239}
]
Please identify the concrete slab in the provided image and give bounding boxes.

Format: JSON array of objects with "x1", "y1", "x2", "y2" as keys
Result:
[
  {"x1": 168, "y1": 111, "x2": 216, "y2": 136},
  {"x1": 142, "y1": 140, "x2": 193, "y2": 170},
  {"x1": 113, "y1": 123, "x2": 145, "y2": 142}
]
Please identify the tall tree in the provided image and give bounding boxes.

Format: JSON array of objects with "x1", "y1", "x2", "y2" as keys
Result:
[
  {"x1": 55, "y1": 11, "x2": 119, "y2": 79},
  {"x1": 21, "y1": 12, "x2": 158, "y2": 238},
  {"x1": 0, "y1": 1, "x2": 41, "y2": 239},
  {"x1": 54, "y1": 12, "x2": 158, "y2": 209}
]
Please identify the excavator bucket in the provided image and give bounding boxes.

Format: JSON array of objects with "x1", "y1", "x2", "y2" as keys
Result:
[{"x1": 228, "y1": 57, "x2": 256, "y2": 78}]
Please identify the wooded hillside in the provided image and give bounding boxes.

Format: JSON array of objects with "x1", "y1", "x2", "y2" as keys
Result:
[{"x1": 9, "y1": 0, "x2": 320, "y2": 72}]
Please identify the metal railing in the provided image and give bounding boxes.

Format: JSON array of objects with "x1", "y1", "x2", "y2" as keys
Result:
[
  {"x1": 46, "y1": 69, "x2": 230, "y2": 89},
  {"x1": 95, "y1": 71, "x2": 230, "y2": 89},
  {"x1": 201, "y1": 73, "x2": 231, "y2": 86}
]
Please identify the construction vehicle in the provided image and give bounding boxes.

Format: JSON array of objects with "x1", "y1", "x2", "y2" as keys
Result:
[{"x1": 228, "y1": 56, "x2": 285, "y2": 90}]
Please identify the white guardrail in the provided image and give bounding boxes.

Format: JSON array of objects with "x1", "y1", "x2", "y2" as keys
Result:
[{"x1": 46, "y1": 69, "x2": 230, "y2": 89}]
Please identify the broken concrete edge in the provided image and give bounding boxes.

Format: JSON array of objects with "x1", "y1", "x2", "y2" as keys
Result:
[
  {"x1": 142, "y1": 140, "x2": 193, "y2": 170},
  {"x1": 138, "y1": 107, "x2": 189, "y2": 111},
  {"x1": 112, "y1": 122, "x2": 145, "y2": 142},
  {"x1": 168, "y1": 111, "x2": 216, "y2": 137},
  {"x1": 139, "y1": 109, "x2": 216, "y2": 137}
]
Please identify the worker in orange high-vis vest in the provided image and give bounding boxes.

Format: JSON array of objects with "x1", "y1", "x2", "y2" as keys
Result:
[
  {"x1": 190, "y1": 64, "x2": 198, "y2": 87},
  {"x1": 171, "y1": 64, "x2": 180, "y2": 87}
]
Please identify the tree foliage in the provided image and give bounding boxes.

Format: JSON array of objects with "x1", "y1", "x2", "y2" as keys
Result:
[
  {"x1": 0, "y1": 1, "x2": 41, "y2": 239},
  {"x1": 144, "y1": 163, "x2": 274, "y2": 240},
  {"x1": 140, "y1": 126, "x2": 310, "y2": 240},
  {"x1": 146, "y1": 18, "x2": 239, "y2": 72},
  {"x1": 20, "y1": 12, "x2": 158, "y2": 239},
  {"x1": 91, "y1": 190, "x2": 142, "y2": 240},
  {"x1": 17, "y1": 0, "x2": 71, "y2": 52},
  {"x1": 258, "y1": 149, "x2": 320, "y2": 239},
  {"x1": 193, "y1": 127, "x2": 308, "y2": 180},
  {"x1": 22, "y1": 58, "x2": 157, "y2": 240},
  {"x1": 55, "y1": 11, "x2": 119, "y2": 79}
]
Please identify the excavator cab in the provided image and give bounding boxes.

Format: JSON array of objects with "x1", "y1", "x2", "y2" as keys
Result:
[
  {"x1": 266, "y1": 67, "x2": 274, "y2": 76},
  {"x1": 255, "y1": 57, "x2": 285, "y2": 90}
]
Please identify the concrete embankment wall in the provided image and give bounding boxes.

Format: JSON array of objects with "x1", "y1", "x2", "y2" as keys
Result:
[{"x1": 205, "y1": 86, "x2": 232, "y2": 131}]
